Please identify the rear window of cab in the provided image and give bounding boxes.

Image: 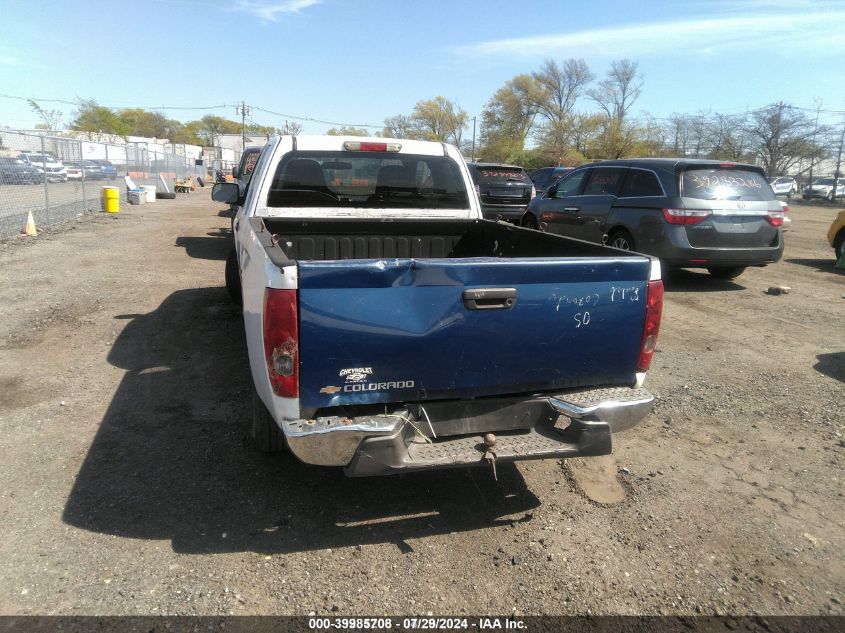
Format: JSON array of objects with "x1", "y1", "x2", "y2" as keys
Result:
[{"x1": 681, "y1": 168, "x2": 776, "y2": 201}]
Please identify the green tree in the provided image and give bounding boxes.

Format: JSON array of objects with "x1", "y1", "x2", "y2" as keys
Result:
[
  {"x1": 195, "y1": 115, "x2": 241, "y2": 145},
  {"x1": 70, "y1": 100, "x2": 131, "y2": 138},
  {"x1": 478, "y1": 75, "x2": 539, "y2": 164},
  {"x1": 381, "y1": 114, "x2": 417, "y2": 139},
  {"x1": 411, "y1": 97, "x2": 467, "y2": 145},
  {"x1": 325, "y1": 126, "x2": 370, "y2": 136}
]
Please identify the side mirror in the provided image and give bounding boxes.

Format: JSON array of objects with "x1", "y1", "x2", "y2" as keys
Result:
[
  {"x1": 212, "y1": 182, "x2": 241, "y2": 204},
  {"x1": 232, "y1": 165, "x2": 239, "y2": 179}
]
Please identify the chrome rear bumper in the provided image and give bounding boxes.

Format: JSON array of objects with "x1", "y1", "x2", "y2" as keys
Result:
[{"x1": 279, "y1": 386, "x2": 654, "y2": 474}]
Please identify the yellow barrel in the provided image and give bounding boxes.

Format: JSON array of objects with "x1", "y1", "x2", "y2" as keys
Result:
[{"x1": 101, "y1": 186, "x2": 120, "y2": 213}]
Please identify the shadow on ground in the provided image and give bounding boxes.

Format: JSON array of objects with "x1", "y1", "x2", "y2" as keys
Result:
[
  {"x1": 63, "y1": 287, "x2": 539, "y2": 555},
  {"x1": 662, "y1": 268, "x2": 745, "y2": 293},
  {"x1": 174, "y1": 230, "x2": 230, "y2": 260},
  {"x1": 785, "y1": 258, "x2": 844, "y2": 275},
  {"x1": 814, "y1": 352, "x2": 845, "y2": 383}
]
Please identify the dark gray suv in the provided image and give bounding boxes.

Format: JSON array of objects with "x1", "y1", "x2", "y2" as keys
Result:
[
  {"x1": 521, "y1": 158, "x2": 785, "y2": 279},
  {"x1": 467, "y1": 162, "x2": 535, "y2": 223}
]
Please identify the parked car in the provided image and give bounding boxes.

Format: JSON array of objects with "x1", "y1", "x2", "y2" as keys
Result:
[
  {"x1": 828, "y1": 209, "x2": 845, "y2": 260},
  {"x1": 769, "y1": 176, "x2": 797, "y2": 198},
  {"x1": 803, "y1": 177, "x2": 845, "y2": 201},
  {"x1": 466, "y1": 162, "x2": 535, "y2": 223},
  {"x1": 211, "y1": 135, "x2": 663, "y2": 476},
  {"x1": 0, "y1": 156, "x2": 44, "y2": 184},
  {"x1": 522, "y1": 158, "x2": 785, "y2": 280},
  {"x1": 530, "y1": 166, "x2": 574, "y2": 194},
  {"x1": 65, "y1": 160, "x2": 104, "y2": 181},
  {"x1": 90, "y1": 159, "x2": 118, "y2": 179},
  {"x1": 63, "y1": 161, "x2": 83, "y2": 181},
  {"x1": 17, "y1": 152, "x2": 67, "y2": 182}
]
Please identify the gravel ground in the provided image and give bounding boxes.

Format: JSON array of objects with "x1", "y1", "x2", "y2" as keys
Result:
[{"x1": 0, "y1": 192, "x2": 843, "y2": 616}]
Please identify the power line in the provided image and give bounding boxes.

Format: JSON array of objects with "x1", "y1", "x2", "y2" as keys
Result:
[{"x1": 251, "y1": 105, "x2": 382, "y2": 129}]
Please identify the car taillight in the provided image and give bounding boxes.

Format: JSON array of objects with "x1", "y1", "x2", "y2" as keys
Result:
[
  {"x1": 766, "y1": 212, "x2": 784, "y2": 227},
  {"x1": 662, "y1": 208, "x2": 712, "y2": 225},
  {"x1": 637, "y1": 280, "x2": 664, "y2": 372},
  {"x1": 263, "y1": 288, "x2": 298, "y2": 398}
]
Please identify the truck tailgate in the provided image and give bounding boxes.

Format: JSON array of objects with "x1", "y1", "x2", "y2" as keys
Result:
[{"x1": 296, "y1": 257, "x2": 651, "y2": 409}]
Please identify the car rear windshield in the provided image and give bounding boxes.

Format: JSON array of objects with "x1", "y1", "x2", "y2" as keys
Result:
[
  {"x1": 472, "y1": 166, "x2": 531, "y2": 185},
  {"x1": 681, "y1": 168, "x2": 775, "y2": 201},
  {"x1": 267, "y1": 151, "x2": 469, "y2": 209}
]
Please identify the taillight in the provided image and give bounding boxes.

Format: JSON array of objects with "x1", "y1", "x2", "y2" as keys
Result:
[
  {"x1": 637, "y1": 280, "x2": 664, "y2": 372},
  {"x1": 662, "y1": 208, "x2": 712, "y2": 225},
  {"x1": 767, "y1": 203, "x2": 787, "y2": 227},
  {"x1": 263, "y1": 288, "x2": 298, "y2": 398},
  {"x1": 766, "y1": 211, "x2": 785, "y2": 227}
]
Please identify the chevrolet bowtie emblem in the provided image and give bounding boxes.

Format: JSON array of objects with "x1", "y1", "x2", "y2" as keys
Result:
[{"x1": 320, "y1": 385, "x2": 342, "y2": 394}]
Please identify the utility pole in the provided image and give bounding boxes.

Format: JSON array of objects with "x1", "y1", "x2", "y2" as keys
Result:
[
  {"x1": 235, "y1": 101, "x2": 251, "y2": 152},
  {"x1": 808, "y1": 100, "x2": 821, "y2": 192},
  {"x1": 834, "y1": 114, "x2": 845, "y2": 202},
  {"x1": 471, "y1": 116, "x2": 476, "y2": 162}
]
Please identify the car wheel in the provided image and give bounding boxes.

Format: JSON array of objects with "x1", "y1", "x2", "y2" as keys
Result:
[
  {"x1": 834, "y1": 230, "x2": 845, "y2": 260},
  {"x1": 225, "y1": 247, "x2": 242, "y2": 305},
  {"x1": 251, "y1": 383, "x2": 285, "y2": 453},
  {"x1": 520, "y1": 214, "x2": 539, "y2": 230},
  {"x1": 802, "y1": 195, "x2": 810, "y2": 201},
  {"x1": 707, "y1": 266, "x2": 746, "y2": 280},
  {"x1": 607, "y1": 229, "x2": 635, "y2": 251},
  {"x1": 155, "y1": 191, "x2": 176, "y2": 200}
]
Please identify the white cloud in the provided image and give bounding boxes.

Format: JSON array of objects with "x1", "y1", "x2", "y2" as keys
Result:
[
  {"x1": 0, "y1": 56, "x2": 22, "y2": 66},
  {"x1": 234, "y1": 0, "x2": 320, "y2": 22},
  {"x1": 456, "y1": 11, "x2": 845, "y2": 60}
]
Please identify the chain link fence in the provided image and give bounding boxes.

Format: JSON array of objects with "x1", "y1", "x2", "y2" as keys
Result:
[{"x1": 0, "y1": 130, "x2": 210, "y2": 239}]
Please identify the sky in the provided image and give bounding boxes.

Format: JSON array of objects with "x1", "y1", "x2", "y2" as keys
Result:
[{"x1": 1, "y1": 0, "x2": 845, "y2": 136}]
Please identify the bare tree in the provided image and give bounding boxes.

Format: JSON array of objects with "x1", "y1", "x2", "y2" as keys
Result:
[
  {"x1": 278, "y1": 121, "x2": 304, "y2": 135},
  {"x1": 531, "y1": 59, "x2": 593, "y2": 162},
  {"x1": 745, "y1": 103, "x2": 825, "y2": 176},
  {"x1": 28, "y1": 100, "x2": 63, "y2": 132},
  {"x1": 588, "y1": 59, "x2": 643, "y2": 123}
]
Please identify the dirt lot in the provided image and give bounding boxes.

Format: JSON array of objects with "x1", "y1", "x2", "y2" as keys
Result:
[{"x1": 0, "y1": 193, "x2": 843, "y2": 616}]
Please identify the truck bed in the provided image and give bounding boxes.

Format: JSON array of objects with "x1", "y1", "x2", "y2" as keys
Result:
[{"x1": 250, "y1": 217, "x2": 616, "y2": 264}]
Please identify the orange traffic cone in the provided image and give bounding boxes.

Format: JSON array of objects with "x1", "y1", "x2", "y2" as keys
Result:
[{"x1": 22, "y1": 211, "x2": 37, "y2": 237}]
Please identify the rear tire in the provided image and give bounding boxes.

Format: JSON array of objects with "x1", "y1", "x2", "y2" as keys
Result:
[
  {"x1": 520, "y1": 213, "x2": 539, "y2": 230},
  {"x1": 707, "y1": 266, "x2": 746, "y2": 280},
  {"x1": 834, "y1": 230, "x2": 845, "y2": 260},
  {"x1": 225, "y1": 247, "x2": 242, "y2": 305},
  {"x1": 251, "y1": 385, "x2": 285, "y2": 453},
  {"x1": 607, "y1": 229, "x2": 635, "y2": 251},
  {"x1": 156, "y1": 191, "x2": 176, "y2": 200}
]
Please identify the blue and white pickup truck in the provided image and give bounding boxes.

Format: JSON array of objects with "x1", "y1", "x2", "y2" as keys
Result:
[{"x1": 212, "y1": 136, "x2": 663, "y2": 477}]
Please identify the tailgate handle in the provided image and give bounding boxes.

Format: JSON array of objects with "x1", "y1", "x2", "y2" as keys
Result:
[
  {"x1": 563, "y1": 206, "x2": 580, "y2": 213},
  {"x1": 462, "y1": 288, "x2": 517, "y2": 310}
]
